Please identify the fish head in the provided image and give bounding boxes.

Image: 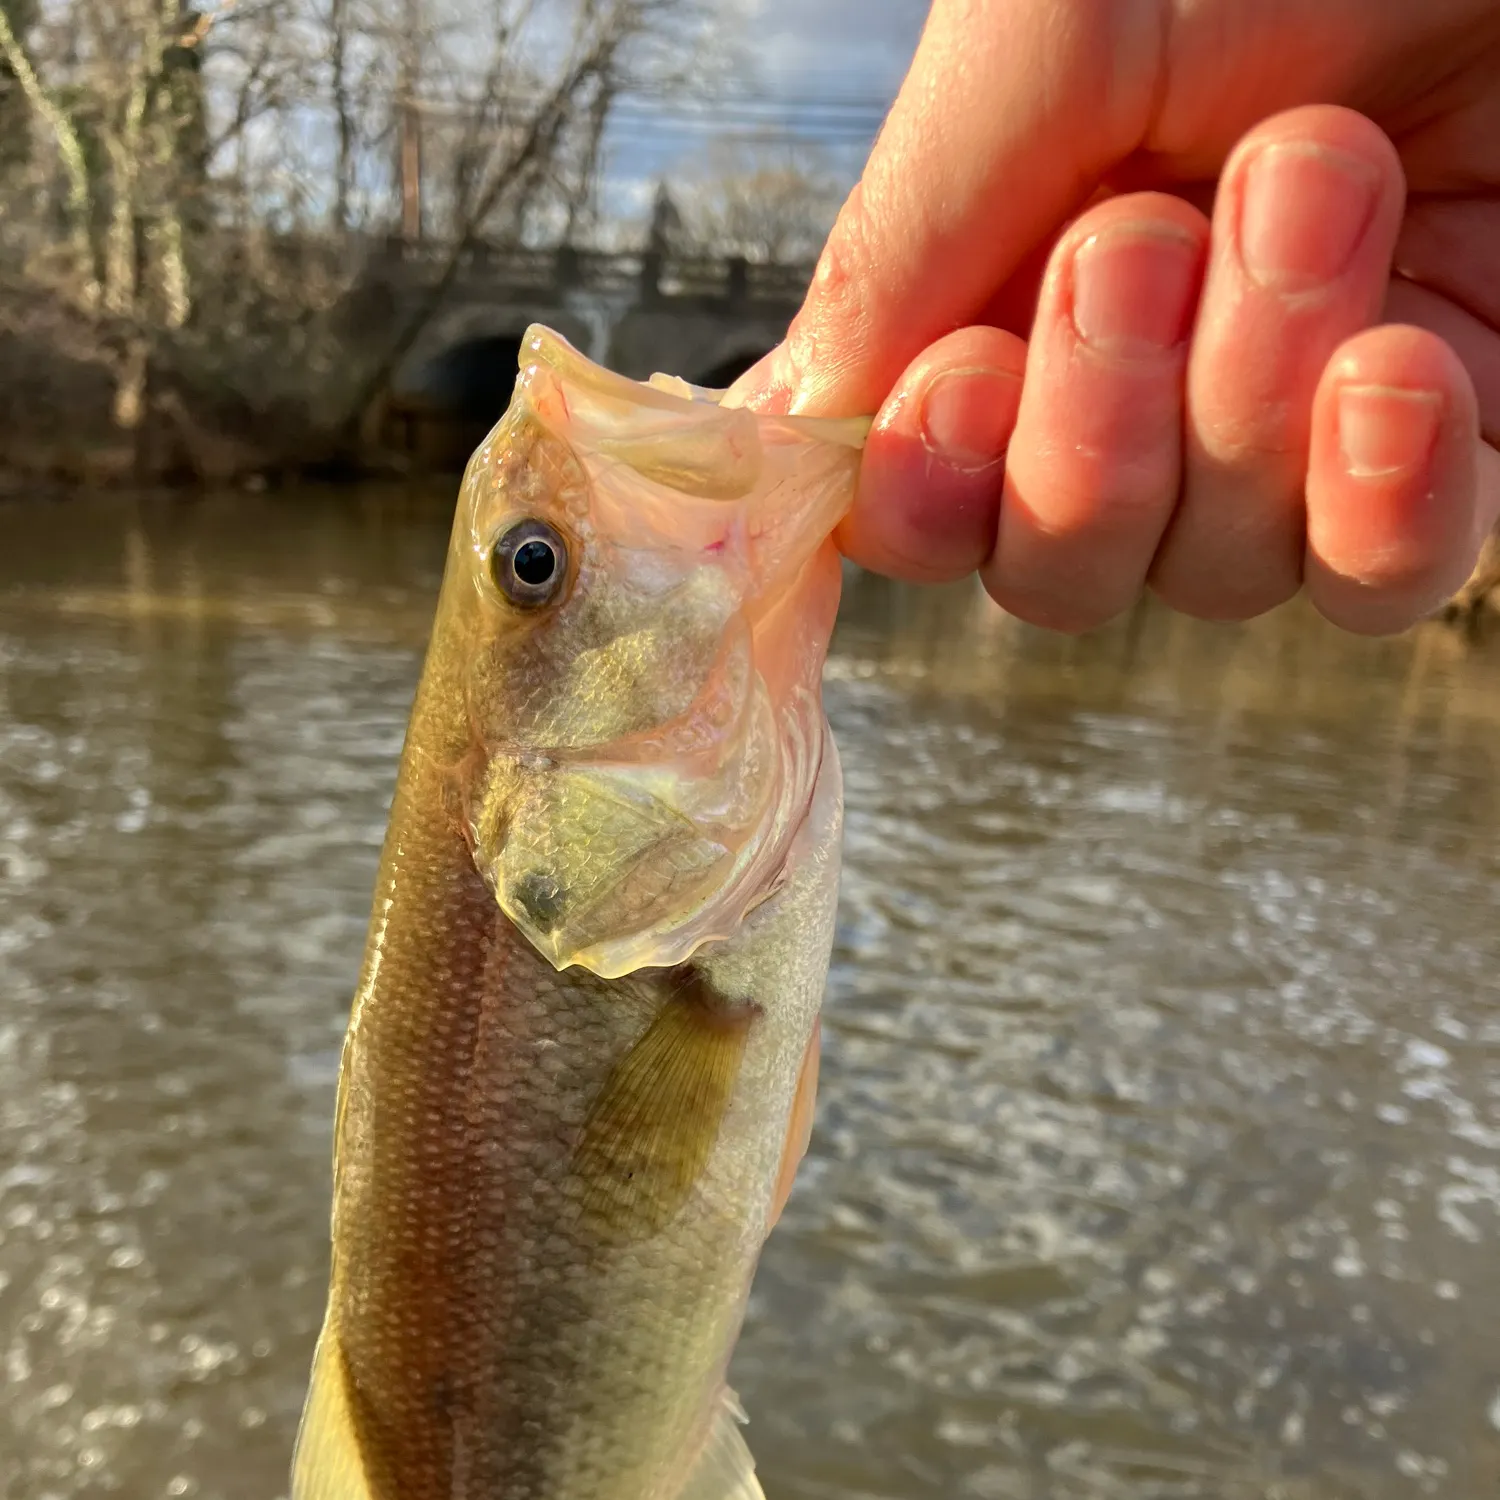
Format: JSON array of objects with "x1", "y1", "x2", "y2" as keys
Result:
[{"x1": 434, "y1": 325, "x2": 865, "y2": 979}]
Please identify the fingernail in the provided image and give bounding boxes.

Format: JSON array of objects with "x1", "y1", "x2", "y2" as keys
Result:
[
  {"x1": 1337, "y1": 384, "x2": 1441, "y2": 478},
  {"x1": 1240, "y1": 143, "x2": 1378, "y2": 291},
  {"x1": 918, "y1": 366, "x2": 1022, "y2": 472},
  {"x1": 1072, "y1": 224, "x2": 1201, "y2": 356}
]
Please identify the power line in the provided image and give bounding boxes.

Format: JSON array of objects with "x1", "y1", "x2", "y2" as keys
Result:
[
  {"x1": 401, "y1": 90, "x2": 889, "y2": 139},
  {"x1": 409, "y1": 98, "x2": 889, "y2": 125},
  {"x1": 618, "y1": 87, "x2": 895, "y2": 114},
  {"x1": 399, "y1": 79, "x2": 895, "y2": 118}
]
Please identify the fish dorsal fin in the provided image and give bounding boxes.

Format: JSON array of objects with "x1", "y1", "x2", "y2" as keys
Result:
[
  {"x1": 290, "y1": 1320, "x2": 375, "y2": 1500},
  {"x1": 675, "y1": 1389, "x2": 766, "y2": 1500}
]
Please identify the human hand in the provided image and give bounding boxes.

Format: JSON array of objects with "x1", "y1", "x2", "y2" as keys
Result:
[{"x1": 727, "y1": 0, "x2": 1500, "y2": 636}]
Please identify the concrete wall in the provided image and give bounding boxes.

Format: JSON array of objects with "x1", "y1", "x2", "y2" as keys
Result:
[
  {"x1": 391, "y1": 300, "x2": 597, "y2": 400},
  {"x1": 606, "y1": 306, "x2": 791, "y2": 385}
]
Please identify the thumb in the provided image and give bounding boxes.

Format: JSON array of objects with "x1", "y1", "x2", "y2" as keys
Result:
[{"x1": 729, "y1": 0, "x2": 1163, "y2": 418}]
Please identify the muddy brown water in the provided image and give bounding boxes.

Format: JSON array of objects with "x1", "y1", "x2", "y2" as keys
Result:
[{"x1": 1, "y1": 488, "x2": 1498, "y2": 1500}]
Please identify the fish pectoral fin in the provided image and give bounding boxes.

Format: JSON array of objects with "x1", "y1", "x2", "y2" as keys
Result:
[
  {"x1": 676, "y1": 1389, "x2": 766, "y2": 1500},
  {"x1": 570, "y1": 970, "x2": 752, "y2": 1244},
  {"x1": 290, "y1": 1320, "x2": 375, "y2": 1500}
]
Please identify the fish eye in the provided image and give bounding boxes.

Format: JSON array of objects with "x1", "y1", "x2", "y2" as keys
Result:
[{"x1": 489, "y1": 519, "x2": 569, "y2": 609}]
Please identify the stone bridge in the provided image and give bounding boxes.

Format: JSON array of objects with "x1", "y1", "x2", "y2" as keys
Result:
[{"x1": 368, "y1": 240, "x2": 814, "y2": 466}]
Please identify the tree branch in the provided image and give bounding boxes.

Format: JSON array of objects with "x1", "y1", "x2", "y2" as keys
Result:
[{"x1": 338, "y1": 3, "x2": 648, "y2": 432}]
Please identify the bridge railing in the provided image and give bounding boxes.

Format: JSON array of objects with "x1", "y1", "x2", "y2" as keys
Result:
[{"x1": 374, "y1": 236, "x2": 815, "y2": 306}]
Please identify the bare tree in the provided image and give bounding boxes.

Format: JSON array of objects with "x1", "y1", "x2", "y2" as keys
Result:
[
  {"x1": 0, "y1": 0, "x2": 38, "y2": 179},
  {"x1": 670, "y1": 134, "x2": 842, "y2": 264},
  {"x1": 341, "y1": 0, "x2": 693, "y2": 429},
  {"x1": 0, "y1": 0, "x2": 709, "y2": 474},
  {"x1": 0, "y1": 0, "x2": 212, "y2": 429},
  {"x1": 325, "y1": 0, "x2": 358, "y2": 231}
]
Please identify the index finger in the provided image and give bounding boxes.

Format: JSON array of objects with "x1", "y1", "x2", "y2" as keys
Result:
[{"x1": 728, "y1": 0, "x2": 1163, "y2": 418}]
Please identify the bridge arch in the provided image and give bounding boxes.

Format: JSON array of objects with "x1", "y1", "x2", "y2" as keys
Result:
[
  {"x1": 388, "y1": 308, "x2": 593, "y2": 468},
  {"x1": 385, "y1": 303, "x2": 790, "y2": 467},
  {"x1": 417, "y1": 331, "x2": 530, "y2": 426}
]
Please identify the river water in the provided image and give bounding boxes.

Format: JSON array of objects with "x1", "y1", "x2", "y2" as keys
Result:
[{"x1": 1, "y1": 488, "x2": 1498, "y2": 1500}]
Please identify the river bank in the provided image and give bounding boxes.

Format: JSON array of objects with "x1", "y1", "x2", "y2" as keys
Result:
[
  {"x1": 0, "y1": 268, "x2": 468, "y2": 494},
  {"x1": 4, "y1": 307, "x2": 1498, "y2": 626},
  {"x1": 0, "y1": 330, "x2": 401, "y2": 496}
]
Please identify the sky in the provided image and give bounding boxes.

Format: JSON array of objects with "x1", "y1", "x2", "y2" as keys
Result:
[
  {"x1": 599, "y1": 0, "x2": 931, "y2": 222},
  {"x1": 194, "y1": 0, "x2": 931, "y2": 236},
  {"x1": 727, "y1": 0, "x2": 928, "y2": 96}
]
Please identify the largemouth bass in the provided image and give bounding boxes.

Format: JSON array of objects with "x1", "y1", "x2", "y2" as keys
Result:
[{"x1": 293, "y1": 327, "x2": 868, "y2": 1500}]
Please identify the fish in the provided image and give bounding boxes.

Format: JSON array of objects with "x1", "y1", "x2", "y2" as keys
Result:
[{"x1": 291, "y1": 325, "x2": 868, "y2": 1500}]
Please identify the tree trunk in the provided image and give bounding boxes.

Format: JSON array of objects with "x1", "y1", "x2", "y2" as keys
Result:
[
  {"x1": 328, "y1": 0, "x2": 354, "y2": 232},
  {"x1": 0, "y1": 3, "x2": 96, "y2": 301}
]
